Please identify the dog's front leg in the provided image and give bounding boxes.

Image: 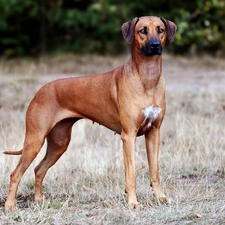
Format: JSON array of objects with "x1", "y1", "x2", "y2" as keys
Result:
[
  {"x1": 145, "y1": 127, "x2": 170, "y2": 203},
  {"x1": 121, "y1": 130, "x2": 141, "y2": 209}
]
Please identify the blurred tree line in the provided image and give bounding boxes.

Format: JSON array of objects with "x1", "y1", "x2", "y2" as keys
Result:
[{"x1": 0, "y1": 0, "x2": 225, "y2": 57}]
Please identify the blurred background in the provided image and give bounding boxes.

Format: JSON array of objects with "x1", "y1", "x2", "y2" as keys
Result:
[{"x1": 0, "y1": 0, "x2": 225, "y2": 57}]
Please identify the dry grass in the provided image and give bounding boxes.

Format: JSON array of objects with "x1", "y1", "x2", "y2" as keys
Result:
[{"x1": 0, "y1": 54, "x2": 225, "y2": 224}]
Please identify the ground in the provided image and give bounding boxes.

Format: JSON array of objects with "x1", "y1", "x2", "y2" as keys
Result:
[{"x1": 0, "y1": 54, "x2": 225, "y2": 224}]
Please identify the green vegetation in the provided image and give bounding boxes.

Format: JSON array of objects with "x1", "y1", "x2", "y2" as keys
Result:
[{"x1": 0, "y1": 0, "x2": 225, "y2": 56}]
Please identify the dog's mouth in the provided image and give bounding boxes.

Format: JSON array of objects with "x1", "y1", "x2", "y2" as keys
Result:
[{"x1": 141, "y1": 39, "x2": 163, "y2": 56}]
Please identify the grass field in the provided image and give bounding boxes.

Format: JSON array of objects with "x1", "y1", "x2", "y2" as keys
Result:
[{"x1": 0, "y1": 54, "x2": 225, "y2": 224}]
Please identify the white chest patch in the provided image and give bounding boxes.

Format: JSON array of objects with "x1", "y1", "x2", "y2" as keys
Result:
[{"x1": 141, "y1": 105, "x2": 162, "y2": 128}]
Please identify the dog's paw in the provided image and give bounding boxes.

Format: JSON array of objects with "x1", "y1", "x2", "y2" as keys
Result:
[
  {"x1": 152, "y1": 185, "x2": 173, "y2": 205},
  {"x1": 158, "y1": 196, "x2": 173, "y2": 204},
  {"x1": 35, "y1": 194, "x2": 46, "y2": 203},
  {"x1": 5, "y1": 202, "x2": 17, "y2": 212},
  {"x1": 129, "y1": 201, "x2": 143, "y2": 210}
]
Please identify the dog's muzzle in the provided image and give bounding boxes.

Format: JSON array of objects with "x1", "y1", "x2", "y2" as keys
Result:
[{"x1": 141, "y1": 39, "x2": 163, "y2": 56}]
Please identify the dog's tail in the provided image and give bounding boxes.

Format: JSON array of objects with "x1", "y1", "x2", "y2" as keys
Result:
[{"x1": 3, "y1": 149, "x2": 23, "y2": 155}]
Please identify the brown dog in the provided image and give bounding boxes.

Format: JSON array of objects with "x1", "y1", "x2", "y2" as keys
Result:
[{"x1": 4, "y1": 16, "x2": 177, "y2": 211}]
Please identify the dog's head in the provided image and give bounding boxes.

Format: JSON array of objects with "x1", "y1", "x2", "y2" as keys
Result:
[{"x1": 121, "y1": 16, "x2": 177, "y2": 56}]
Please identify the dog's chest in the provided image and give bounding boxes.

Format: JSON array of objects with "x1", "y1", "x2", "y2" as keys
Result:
[
  {"x1": 141, "y1": 105, "x2": 161, "y2": 127},
  {"x1": 137, "y1": 105, "x2": 162, "y2": 135}
]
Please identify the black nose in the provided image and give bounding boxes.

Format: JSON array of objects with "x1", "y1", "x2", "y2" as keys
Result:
[
  {"x1": 141, "y1": 39, "x2": 163, "y2": 56},
  {"x1": 149, "y1": 40, "x2": 161, "y2": 51}
]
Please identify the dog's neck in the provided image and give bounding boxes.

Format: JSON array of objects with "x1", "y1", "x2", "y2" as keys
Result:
[{"x1": 129, "y1": 52, "x2": 162, "y2": 90}]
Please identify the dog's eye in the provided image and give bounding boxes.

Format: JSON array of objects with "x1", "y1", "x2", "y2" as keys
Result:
[
  {"x1": 139, "y1": 27, "x2": 147, "y2": 35},
  {"x1": 157, "y1": 26, "x2": 164, "y2": 34}
]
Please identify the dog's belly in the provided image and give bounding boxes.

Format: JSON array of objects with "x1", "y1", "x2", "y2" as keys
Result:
[
  {"x1": 100, "y1": 122, "x2": 122, "y2": 135},
  {"x1": 98, "y1": 120, "x2": 154, "y2": 137},
  {"x1": 88, "y1": 115, "x2": 154, "y2": 137},
  {"x1": 85, "y1": 113, "x2": 122, "y2": 135},
  {"x1": 83, "y1": 104, "x2": 162, "y2": 137}
]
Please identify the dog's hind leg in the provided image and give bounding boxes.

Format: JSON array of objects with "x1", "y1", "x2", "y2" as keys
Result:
[
  {"x1": 34, "y1": 118, "x2": 77, "y2": 203},
  {"x1": 5, "y1": 133, "x2": 46, "y2": 211}
]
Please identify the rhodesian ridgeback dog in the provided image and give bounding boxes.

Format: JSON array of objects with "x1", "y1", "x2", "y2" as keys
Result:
[{"x1": 4, "y1": 16, "x2": 177, "y2": 211}]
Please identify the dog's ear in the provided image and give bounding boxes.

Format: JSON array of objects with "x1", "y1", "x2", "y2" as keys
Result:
[
  {"x1": 160, "y1": 17, "x2": 177, "y2": 42},
  {"x1": 121, "y1": 17, "x2": 139, "y2": 44}
]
